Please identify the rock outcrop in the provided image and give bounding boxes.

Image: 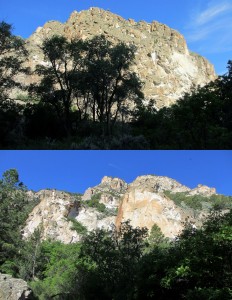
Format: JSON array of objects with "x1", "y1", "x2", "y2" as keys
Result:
[
  {"x1": 19, "y1": 7, "x2": 216, "y2": 108},
  {"x1": 0, "y1": 274, "x2": 31, "y2": 300},
  {"x1": 23, "y1": 183, "x2": 122, "y2": 243},
  {"x1": 115, "y1": 175, "x2": 210, "y2": 238},
  {"x1": 23, "y1": 190, "x2": 80, "y2": 243},
  {"x1": 23, "y1": 175, "x2": 219, "y2": 242},
  {"x1": 128, "y1": 175, "x2": 190, "y2": 193},
  {"x1": 188, "y1": 184, "x2": 216, "y2": 197},
  {"x1": 82, "y1": 176, "x2": 127, "y2": 208}
]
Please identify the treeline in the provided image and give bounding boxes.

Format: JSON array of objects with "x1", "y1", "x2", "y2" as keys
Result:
[
  {"x1": 133, "y1": 64, "x2": 232, "y2": 149},
  {"x1": 1, "y1": 21, "x2": 232, "y2": 149},
  {"x1": 1, "y1": 169, "x2": 232, "y2": 299}
]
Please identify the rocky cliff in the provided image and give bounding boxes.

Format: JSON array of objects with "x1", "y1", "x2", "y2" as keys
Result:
[
  {"x1": 22, "y1": 175, "x2": 224, "y2": 242},
  {"x1": 115, "y1": 175, "x2": 216, "y2": 238},
  {"x1": 20, "y1": 7, "x2": 216, "y2": 108},
  {"x1": 0, "y1": 273, "x2": 31, "y2": 300}
]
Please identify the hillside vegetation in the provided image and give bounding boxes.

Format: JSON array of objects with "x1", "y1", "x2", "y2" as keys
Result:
[
  {"x1": 0, "y1": 169, "x2": 232, "y2": 299},
  {"x1": 164, "y1": 190, "x2": 232, "y2": 210}
]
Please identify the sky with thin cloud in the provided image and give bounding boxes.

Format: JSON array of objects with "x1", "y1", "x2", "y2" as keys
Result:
[
  {"x1": 0, "y1": 0, "x2": 231, "y2": 74},
  {"x1": 182, "y1": 0, "x2": 232, "y2": 74},
  {"x1": 0, "y1": 151, "x2": 231, "y2": 196}
]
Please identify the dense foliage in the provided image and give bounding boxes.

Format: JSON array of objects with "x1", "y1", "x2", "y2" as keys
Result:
[
  {"x1": 0, "y1": 169, "x2": 232, "y2": 299},
  {"x1": 0, "y1": 21, "x2": 28, "y2": 146},
  {"x1": 1, "y1": 21, "x2": 232, "y2": 149},
  {"x1": 133, "y1": 61, "x2": 232, "y2": 149},
  {"x1": 84, "y1": 192, "x2": 106, "y2": 213},
  {"x1": 164, "y1": 190, "x2": 232, "y2": 210},
  {"x1": 0, "y1": 169, "x2": 38, "y2": 275}
]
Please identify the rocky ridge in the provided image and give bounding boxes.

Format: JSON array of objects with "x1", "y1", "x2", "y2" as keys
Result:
[
  {"x1": 23, "y1": 175, "x2": 221, "y2": 242},
  {"x1": 20, "y1": 7, "x2": 216, "y2": 108}
]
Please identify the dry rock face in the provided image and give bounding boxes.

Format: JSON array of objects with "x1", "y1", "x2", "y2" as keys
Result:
[
  {"x1": 23, "y1": 190, "x2": 80, "y2": 243},
  {"x1": 188, "y1": 184, "x2": 216, "y2": 197},
  {"x1": 115, "y1": 175, "x2": 210, "y2": 238},
  {"x1": 0, "y1": 273, "x2": 31, "y2": 300},
  {"x1": 20, "y1": 7, "x2": 216, "y2": 108},
  {"x1": 23, "y1": 178, "x2": 126, "y2": 243},
  {"x1": 23, "y1": 175, "x2": 218, "y2": 242},
  {"x1": 82, "y1": 176, "x2": 127, "y2": 209}
]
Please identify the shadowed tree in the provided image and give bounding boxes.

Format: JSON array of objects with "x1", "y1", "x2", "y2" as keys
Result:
[
  {"x1": 33, "y1": 34, "x2": 143, "y2": 137},
  {"x1": 0, "y1": 21, "x2": 28, "y2": 146},
  {"x1": 33, "y1": 35, "x2": 85, "y2": 135},
  {"x1": 82, "y1": 35, "x2": 143, "y2": 135},
  {"x1": 0, "y1": 21, "x2": 28, "y2": 96}
]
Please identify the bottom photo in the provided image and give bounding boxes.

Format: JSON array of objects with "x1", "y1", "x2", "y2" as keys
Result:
[{"x1": 0, "y1": 150, "x2": 231, "y2": 300}]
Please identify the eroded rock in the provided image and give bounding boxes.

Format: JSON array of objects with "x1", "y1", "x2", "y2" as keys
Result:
[
  {"x1": 0, "y1": 274, "x2": 31, "y2": 300},
  {"x1": 17, "y1": 8, "x2": 216, "y2": 108}
]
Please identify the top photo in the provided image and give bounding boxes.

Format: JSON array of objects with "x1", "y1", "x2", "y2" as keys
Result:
[{"x1": 0, "y1": 0, "x2": 231, "y2": 149}]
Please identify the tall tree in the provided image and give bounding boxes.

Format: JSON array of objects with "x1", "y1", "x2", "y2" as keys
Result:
[
  {"x1": 0, "y1": 22, "x2": 28, "y2": 146},
  {"x1": 0, "y1": 169, "x2": 37, "y2": 276},
  {"x1": 0, "y1": 21, "x2": 28, "y2": 96},
  {"x1": 34, "y1": 34, "x2": 143, "y2": 137},
  {"x1": 33, "y1": 35, "x2": 85, "y2": 135},
  {"x1": 79, "y1": 221, "x2": 148, "y2": 299},
  {"x1": 82, "y1": 35, "x2": 143, "y2": 135}
]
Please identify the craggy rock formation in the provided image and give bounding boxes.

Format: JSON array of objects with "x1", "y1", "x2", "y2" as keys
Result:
[
  {"x1": 82, "y1": 176, "x2": 127, "y2": 207},
  {"x1": 23, "y1": 190, "x2": 80, "y2": 243},
  {"x1": 115, "y1": 175, "x2": 209, "y2": 238},
  {"x1": 23, "y1": 175, "x2": 218, "y2": 242},
  {"x1": 188, "y1": 184, "x2": 216, "y2": 197},
  {"x1": 0, "y1": 273, "x2": 31, "y2": 300},
  {"x1": 19, "y1": 7, "x2": 216, "y2": 108}
]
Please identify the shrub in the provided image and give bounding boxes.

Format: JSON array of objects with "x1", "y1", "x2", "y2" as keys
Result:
[
  {"x1": 69, "y1": 219, "x2": 88, "y2": 235},
  {"x1": 85, "y1": 193, "x2": 106, "y2": 213},
  {"x1": 164, "y1": 191, "x2": 232, "y2": 210}
]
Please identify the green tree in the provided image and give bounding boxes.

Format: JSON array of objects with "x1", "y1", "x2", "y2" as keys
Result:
[
  {"x1": 145, "y1": 223, "x2": 168, "y2": 253},
  {"x1": 30, "y1": 241, "x2": 81, "y2": 300},
  {"x1": 82, "y1": 35, "x2": 143, "y2": 135},
  {"x1": 80, "y1": 221, "x2": 148, "y2": 299},
  {"x1": 0, "y1": 169, "x2": 30, "y2": 275},
  {"x1": 132, "y1": 60, "x2": 232, "y2": 149},
  {"x1": 18, "y1": 228, "x2": 44, "y2": 281},
  {"x1": 34, "y1": 34, "x2": 143, "y2": 138},
  {"x1": 0, "y1": 21, "x2": 28, "y2": 94},
  {"x1": 0, "y1": 22, "x2": 28, "y2": 147},
  {"x1": 159, "y1": 210, "x2": 232, "y2": 299},
  {"x1": 32, "y1": 35, "x2": 86, "y2": 135}
]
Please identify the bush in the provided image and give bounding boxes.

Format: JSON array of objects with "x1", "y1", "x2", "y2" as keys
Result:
[
  {"x1": 85, "y1": 193, "x2": 106, "y2": 213},
  {"x1": 164, "y1": 190, "x2": 232, "y2": 210},
  {"x1": 69, "y1": 219, "x2": 88, "y2": 235}
]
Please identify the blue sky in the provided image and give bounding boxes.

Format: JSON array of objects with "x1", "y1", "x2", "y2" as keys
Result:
[
  {"x1": 0, "y1": 0, "x2": 231, "y2": 74},
  {"x1": 0, "y1": 151, "x2": 231, "y2": 196}
]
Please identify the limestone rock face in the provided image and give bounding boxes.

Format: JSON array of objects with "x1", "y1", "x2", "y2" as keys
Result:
[
  {"x1": 130, "y1": 175, "x2": 191, "y2": 193},
  {"x1": 23, "y1": 185, "x2": 120, "y2": 243},
  {"x1": 82, "y1": 176, "x2": 127, "y2": 209},
  {"x1": 0, "y1": 274, "x2": 31, "y2": 300},
  {"x1": 188, "y1": 184, "x2": 216, "y2": 197},
  {"x1": 23, "y1": 190, "x2": 80, "y2": 243},
  {"x1": 115, "y1": 175, "x2": 218, "y2": 238},
  {"x1": 116, "y1": 175, "x2": 197, "y2": 238},
  {"x1": 23, "y1": 175, "x2": 218, "y2": 242},
  {"x1": 21, "y1": 7, "x2": 216, "y2": 108}
]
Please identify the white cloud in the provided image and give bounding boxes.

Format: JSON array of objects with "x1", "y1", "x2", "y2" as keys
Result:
[
  {"x1": 183, "y1": 0, "x2": 232, "y2": 73},
  {"x1": 187, "y1": 16, "x2": 232, "y2": 42},
  {"x1": 195, "y1": 2, "x2": 232, "y2": 25},
  {"x1": 108, "y1": 163, "x2": 122, "y2": 170},
  {"x1": 185, "y1": 1, "x2": 232, "y2": 48}
]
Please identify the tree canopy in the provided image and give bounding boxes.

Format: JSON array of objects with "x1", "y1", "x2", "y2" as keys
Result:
[
  {"x1": 0, "y1": 168, "x2": 232, "y2": 299},
  {"x1": 32, "y1": 34, "x2": 143, "y2": 136}
]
